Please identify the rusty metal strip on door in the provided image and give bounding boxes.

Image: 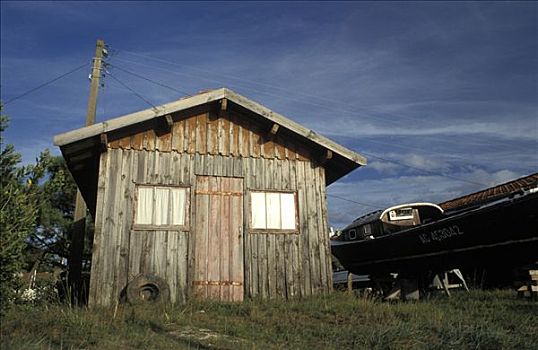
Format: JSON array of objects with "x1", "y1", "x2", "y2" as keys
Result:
[
  {"x1": 194, "y1": 190, "x2": 243, "y2": 196},
  {"x1": 192, "y1": 280, "x2": 243, "y2": 286}
]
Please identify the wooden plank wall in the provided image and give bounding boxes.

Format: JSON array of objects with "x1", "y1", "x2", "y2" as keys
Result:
[
  {"x1": 242, "y1": 157, "x2": 332, "y2": 299},
  {"x1": 108, "y1": 110, "x2": 312, "y2": 163},
  {"x1": 89, "y1": 109, "x2": 332, "y2": 306}
]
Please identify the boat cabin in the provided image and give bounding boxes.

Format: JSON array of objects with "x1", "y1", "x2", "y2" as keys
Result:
[{"x1": 339, "y1": 203, "x2": 444, "y2": 241}]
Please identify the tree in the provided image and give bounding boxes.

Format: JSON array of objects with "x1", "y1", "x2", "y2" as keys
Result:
[
  {"x1": 0, "y1": 109, "x2": 39, "y2": 315},
  {"x1": 25, "y1": 151, "x2": 78, "y2": 271}
]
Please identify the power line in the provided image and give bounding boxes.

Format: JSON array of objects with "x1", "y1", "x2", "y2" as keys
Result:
[
  {"x1": 113, "y1": 55, "x2": 422, "y2": 127},
  {"x1": 109, "y1": 58, "x2": 490, "y2": 188},
  {"x1": 326, "y1": 194, "x2": 385, "y2": 209},
  {"x1": 118, "y1": 49, "x2": 430, "y2": 125},
  {"x1": 108, "y1": 54, "x2": 518, "y2": 189},
  {"x1": 107, "y1": 64, "x2": 191, "y2": 97},
  {"x1": 3, "y1": 63, "x2": 89, "y2": 106},
  {"x1": 114, "y1": 51, "x2": 532, "y2": 154},
  {"x1": 107, "y1": 72, "x2": 156, "y2": 109}
]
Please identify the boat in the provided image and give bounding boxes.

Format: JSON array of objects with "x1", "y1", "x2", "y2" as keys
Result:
[{"x1": 331, "y1": 188, "x2": 538, "y2": 276}]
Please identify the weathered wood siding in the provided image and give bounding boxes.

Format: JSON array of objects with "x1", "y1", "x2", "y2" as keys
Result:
[
  {"x1": 107, "y1": 109, "x2": 312, "y2": 162},
  {"x1": 89, "y1": 108, "x2": 332, "y2": 306}
]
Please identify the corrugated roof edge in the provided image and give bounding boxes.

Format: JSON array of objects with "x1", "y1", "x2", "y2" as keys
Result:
[{"x1": 53, "y1": 88, "x2": 367, "y2": 165}]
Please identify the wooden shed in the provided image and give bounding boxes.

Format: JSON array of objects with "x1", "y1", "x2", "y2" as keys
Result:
[{"x1": 54, "y1": 88, "x2": 366, "y2": 306}]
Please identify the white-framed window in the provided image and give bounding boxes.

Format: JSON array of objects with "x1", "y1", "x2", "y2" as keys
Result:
[
  {"x1": 388, "y1": 208, "x2": 414, "y2": 221},
  {"x1": 134, "y1": 185, "x2": 189, "y2": 230},
  {"x1": 250, "y1": 191, "x2": 297, "y2": 232}
]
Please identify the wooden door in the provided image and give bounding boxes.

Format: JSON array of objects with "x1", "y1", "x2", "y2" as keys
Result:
[{"x1": 193, "y1": 176, "x2": 244, "y2": 301}]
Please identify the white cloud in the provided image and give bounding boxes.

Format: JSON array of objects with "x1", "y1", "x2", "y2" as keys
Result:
[{"x1": 367, "y1": 160, "x2": 401, "y2": 175}]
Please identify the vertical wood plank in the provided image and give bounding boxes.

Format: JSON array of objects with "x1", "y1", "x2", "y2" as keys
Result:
[
  {"x1": 318, "y1": 167, "x2": 332, "y2": 293},
  {"x1": 262, "y1": 138, "x2": 275, "y2": 159},
  {"x1": 88, "y1": 151, "x2": 109, "y2": 306},
  {"x1": 136, "y1": 151, "x2": 147, "y2": 183},
  {"x1": 186, "y1": 154, "x2": 196, "y2": 298},
  {"x1": 296, "y1": 161, "x2": 310, "y2": 296},
  {"x1": 305, "y1": 162, "x2": 321, "y2": 294},
  {"x1": 220, "y1": 177, "x2": 231, "y2": 301},
  {"x1": 187, "y1": 116, "x2": 197, "y2": 154},
  {"x1": 101, "y1": 149, "x2": 124, "y2": 305},
  {"x1": 313, "y1": 164, "x2": 328, "y2": 293},
  {"x1": 289, "y1": 160, "x2": 299, "y2": 298},
  {"x1": 250, "y1": 127, "x2": 261, "y2": 158},
  {"x1": 276, "y1": 236, "x2": 286, "y2": 298},
  {"x1": 114, "y1": 149, "x2": 134, "y2": 303},
  {"x1": 165, "y1": 231, "x2": 178, "y2": 303},
  {"x1": 207, "y1": 176, "x2": 221, "y2": 299},
  {"x1": 178, "y1": 232, "x2": 189, "y2": 303},
  {"x1": 265, "y1": 158, "x2": 277, "y2": 299},
  {"x1": 229, "y1": 114, "x2": 240, "y2": 156},
  {"x1": 257, "y1": 158, "x2": 268, "y2": 298},
  {"x1": 274, "y1": 138, "x2": 285, "y2": 160},
  {"x1": 109, "y1": 138, "x2": 120, "y2": 149},
  {"x1": 146, "y1": 150, "x2": 155, "y2": 185},
  {"x1": 131, "y1": 133, "x2": 144, "y2": 151},
  {"x1": 128, "y1": 231, "x2": 142, "y2": 282},
  {"x1": 240, "y1": 120, "x2": 250, "y2": 157},
  {"x1": 196, "y1": 113, "x2": 208, "y2": 155},
  {"x1": 150, "y1": 151, "x2": 159, "y2": 184},
  {"x1": 172, "y1": 117, "x2": 185, "y2": 152},
  {"x1": 243, "y1": 157, "x2": 253, "y2": 298},
  {"x1": 194, "y1": 176, "x2": 209, "y2": 299},
  {"x1": 153, "y1": 231, "x2": 168, "y2": 284},
  {"x1": 140, "y1": 231, "x2": 154, "y2": 275},
  {"x1": 156, "y1": 131, "x2": 172, "y2": 153},
  {"x1": 143, "y1": 129, "x2": 156, "y2": 151},
  {"x1": 207, "y1": 112, "x2": 218, "y2": 155},
  {"x1": 119, "y1": 135, "x2": 131, "y2": 149},
  {"x1": 231, "y1": 177, "x2": 244, "y2": 301},
  {"x1": 249, "y1": 157, "x2": 261, "y2": 298},
  {"x1": 218, "y1": 114, "x2": 230, "y2": 156}
]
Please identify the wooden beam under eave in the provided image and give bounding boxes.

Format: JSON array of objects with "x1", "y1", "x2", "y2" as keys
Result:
[
  {"x1": 165, "y1": 114, "x2": 173, "y2": 130},
  {"x1": 270, "y1": 123, "x2": 279, "y2": 136},
  {"x1": 68, "y1": 151, "x2": 95, "y2": 164},
  {"x1": 265, "y1": 123, "x2": 280, "y2": 141},
  {"x1": 319, "y1": 149, "x2": 333, "y2": 165},
  {"x1": 217, "y1": 98, "x2": 228, "y2": 119},
  {"x1": 100, "y1": 133, "x2": 108, "y2": 153},
  {"x1": 62, "y1": 138, "x2": 99, "y2": 157}
]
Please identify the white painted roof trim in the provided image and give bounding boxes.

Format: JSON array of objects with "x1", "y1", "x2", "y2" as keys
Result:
[{"x1": 380, "y1": 203, "x2": 444, "y2": 219}]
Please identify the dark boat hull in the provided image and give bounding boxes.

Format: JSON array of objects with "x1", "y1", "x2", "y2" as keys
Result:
[{"x1": 331, "y1": 191, "x2": 538, "y2": 275}]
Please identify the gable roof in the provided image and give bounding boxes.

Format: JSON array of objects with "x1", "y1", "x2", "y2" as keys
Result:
[
  {"x1": 54, "y1": 88, "x2": 366, "y2": 215},
  {"x1": 54, "y1": 88, "x2": 366, "y2": 165}
]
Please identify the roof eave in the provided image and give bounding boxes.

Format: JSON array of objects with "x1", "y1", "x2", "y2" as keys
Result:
[{"x1": 54, "y1": 87, "x2": 366, "y2": 167}]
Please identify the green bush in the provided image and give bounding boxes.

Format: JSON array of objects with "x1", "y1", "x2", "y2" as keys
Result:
[{"x1": 0, "y1": 112, "x2": 39, "y2": 316}]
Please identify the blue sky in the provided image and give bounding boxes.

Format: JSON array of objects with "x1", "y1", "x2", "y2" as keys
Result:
[{"x1": 1, "y1": 1, "x2": 537, "y2": 228}]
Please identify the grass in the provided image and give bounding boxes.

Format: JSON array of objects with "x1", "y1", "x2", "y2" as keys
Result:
[{"x1": 1, "y1": 289, "x2": 537, "y2": 349}]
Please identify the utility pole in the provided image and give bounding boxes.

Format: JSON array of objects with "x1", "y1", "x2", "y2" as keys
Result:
[{"x1": 68, "y1": 39, "x2": 106, "y2": 304}]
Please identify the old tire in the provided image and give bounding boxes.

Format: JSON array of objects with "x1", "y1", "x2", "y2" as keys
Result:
[{"x1": 126, "y1": 274, "x2": 170, "y2": 303}]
